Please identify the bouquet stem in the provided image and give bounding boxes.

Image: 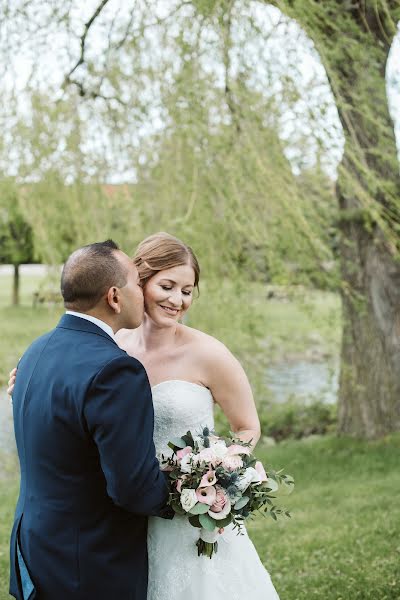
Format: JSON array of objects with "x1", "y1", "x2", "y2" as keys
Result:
[
  {"x1": 196, "y1": 538, "x2": 218, "y2": 558},
  {"x1": 197, "y1": 528, "x2": 219, "y2": 558}
]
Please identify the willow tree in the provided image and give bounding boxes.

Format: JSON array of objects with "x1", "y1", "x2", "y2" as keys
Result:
[{"x1": 259, "y1": 1, "x2": 400, "y2": 438}]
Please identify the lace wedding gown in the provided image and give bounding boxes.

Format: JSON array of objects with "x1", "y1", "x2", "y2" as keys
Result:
[{"x1": 147, "y1": 380, "x2": 280, "y2": 600}]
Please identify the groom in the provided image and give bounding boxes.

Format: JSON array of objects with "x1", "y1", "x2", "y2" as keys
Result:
[{"x1": 9, "y1": 240, "x2": 171, "y2": 600}]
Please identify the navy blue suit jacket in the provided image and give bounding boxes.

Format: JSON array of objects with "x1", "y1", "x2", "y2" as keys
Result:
[{"x1": 9, "y1": 314, "x2": 169, "y2": 600}]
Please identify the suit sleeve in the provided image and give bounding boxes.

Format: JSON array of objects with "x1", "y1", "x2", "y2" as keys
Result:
[{"x1": 84, "y1": 354, "x2": 169, "y2": 516}]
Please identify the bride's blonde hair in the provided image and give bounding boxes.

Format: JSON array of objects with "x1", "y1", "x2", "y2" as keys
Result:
[{"x1": 133, "y1": 232, "x2": 200, "y2": 289}]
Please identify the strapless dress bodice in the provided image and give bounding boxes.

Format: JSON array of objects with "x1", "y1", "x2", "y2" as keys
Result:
[{"x1": 151, "y1": 380, "x2": 215, "y2": 457}]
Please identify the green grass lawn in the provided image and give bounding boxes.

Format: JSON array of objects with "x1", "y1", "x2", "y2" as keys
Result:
[
  {"x1": 249, "y1": 434, "x2": 400, "y2": 600},
  {"x1": 1, "y1": 434, "x2": 399, "y2": 599},
  {"x1": 0, "y1": 273, "x2": 63, "y2": 387}
]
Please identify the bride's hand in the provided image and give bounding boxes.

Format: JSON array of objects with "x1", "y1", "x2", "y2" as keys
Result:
[{"x1": 7, "y1": 367, "x2": 17, "y2": 396}]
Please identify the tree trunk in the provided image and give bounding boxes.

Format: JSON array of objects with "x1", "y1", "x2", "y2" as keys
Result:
[
  {"x1": 266, "y1": 1, "x2": 400, "y2": 437},
  {"x1": 337, "y1": 215, "x2": 400, "y2": 437},
  {"x1": 329, "y1": 11, "x2": 400, "y2": 438},
  {"x1": 12, "y1": 264, "x2": 20, "y2": 306}
]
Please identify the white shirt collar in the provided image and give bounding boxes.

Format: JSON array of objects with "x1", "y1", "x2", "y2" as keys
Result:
[{"x1": 65, "y1": 311, "x2": 115, "y2": 340}]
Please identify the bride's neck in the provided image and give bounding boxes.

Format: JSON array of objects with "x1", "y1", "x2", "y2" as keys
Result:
[{"x1": 137, "y1": 314, "x2": 178, "y2": 351}]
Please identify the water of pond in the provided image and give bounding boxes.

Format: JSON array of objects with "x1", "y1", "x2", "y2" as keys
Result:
[
  {"x1": 266, "y1": 360, "x2": 339, "y2": 404},
  {"x1": 0, "y1": 360, "x2": 339, "y2": 453}
]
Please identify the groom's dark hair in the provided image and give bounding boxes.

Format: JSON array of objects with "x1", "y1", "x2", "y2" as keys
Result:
[{"x1": 61, "y1": 239, "x2": 128, "y2": 311}]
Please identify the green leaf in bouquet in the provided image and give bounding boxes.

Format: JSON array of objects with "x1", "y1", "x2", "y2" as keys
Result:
[
  {"x1": 182, "y1": 433, "x2": 194, "y2": 446},
  {"x1": 199, "y1": 513, "x2": 218, "y2": 532},
  {"x1": 234, "y1": 496, "x2": 250, "y2": 510},
  {"x1": 216, "y1": 515, "x2": 232, "y2": 528},
  {"x1": 171, "y1": 501, "x2": 186, "y2": 516},
  {"x1": 168, "y1": 438, "x2": 188, "y2": 450},
  {"x1": 189, "y1": 503, "x2": 211, "y2": 515},
  {"x1": 265, "y1": 479, "x2": 279, "y2": 493},
  {"x1": 189, "y1": 515, "x2": 202, "y2": 528}
]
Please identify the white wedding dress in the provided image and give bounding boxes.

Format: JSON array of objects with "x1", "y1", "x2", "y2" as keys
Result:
[{"x1": 147, "y1": 380, "x2": 280, "y2": 600}]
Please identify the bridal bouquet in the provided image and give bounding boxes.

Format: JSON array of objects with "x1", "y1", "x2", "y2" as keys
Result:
[{"x1": 161, "y1": 427, "x2": 294, "y2": 558}]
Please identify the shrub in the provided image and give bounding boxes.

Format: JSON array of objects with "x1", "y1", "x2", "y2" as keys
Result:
[{"x1": 259, "y1": 399, "x2": 337, "y2": 441}]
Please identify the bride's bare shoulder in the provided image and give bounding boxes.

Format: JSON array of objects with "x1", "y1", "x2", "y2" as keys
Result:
[{"x1": 180, "y1": 325, "x2": 231, "y2": 358}]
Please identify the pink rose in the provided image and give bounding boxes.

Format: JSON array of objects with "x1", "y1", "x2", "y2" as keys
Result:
[
  {"x1": 222, "y1": 455, "x2": 243, "y2": 471},
  {"x1": 198, "y1": 470, "x2": 217, "y2": 488},
  {"x1": 209, "y1": 485, "x2": 228, "y2": 513},
  {"x1": 197, "y1": 447, "x2": 219, "y2": 466},
  {"x1": 254, "y1": 461, "x2": 268, "y2": 483},
  {"x1": 209, "y1": 486, "x2": 231, "y2": 520},
  {"x1": 227, "y1": 444, "x2": 251, "y2": 456},
  {"x1": 196, "y1": 486, "x2": 217, "y2": 505},
  {"x1": 176, "y1": 446, "x2": 193, "y2": 461}
]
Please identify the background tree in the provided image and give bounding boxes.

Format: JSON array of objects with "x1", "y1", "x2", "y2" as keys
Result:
[
  {"x1": 263, "y1": 0, "x2": 400, "y2": 437},
  {"x1": 0, "y1": 181, "x2": 35, "y2": 305}
]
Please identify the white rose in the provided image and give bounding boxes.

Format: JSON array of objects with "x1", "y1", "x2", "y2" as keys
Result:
[
  {"x1": 237, "y1": 467, "x2": 259, "y2": 492},
  {"x1": 180, "y1": 488, "x2": 198, "y2": 512},
  {"x1": 211, "y1": 441, "x2": 228, "y2": 460},
  {"x1": 248, "y1": 466, "x2": 263, "y2": 485},
  {"x1": 180, "y1": 453, "x2": 195, "y2": 474}
]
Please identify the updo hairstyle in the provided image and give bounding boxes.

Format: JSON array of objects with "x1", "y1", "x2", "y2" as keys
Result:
[{"x1": 133, "y1": 232, "x2": 200, "y2": 290}]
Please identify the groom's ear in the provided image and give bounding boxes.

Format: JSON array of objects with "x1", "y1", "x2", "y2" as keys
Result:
[{"x1": 106, "y1": 286, "x2": 122, "y2": 314}]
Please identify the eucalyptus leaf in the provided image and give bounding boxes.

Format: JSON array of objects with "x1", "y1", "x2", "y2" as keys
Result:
[
  {"x1": 189, "y1": 503, "x2": 210, "y2": 515},
  {"x1": 168, "y1": 438, "x2": 188, "y2": 450},
  {"x1": 199, "y1": 513, "x2": 217, "y2": 532},
  {"x1": 265, "y1": 478, "x2": 279, "y2": 493},
  {"x1": 234, "y1": 496, "x2": 250, "y2": 510}
]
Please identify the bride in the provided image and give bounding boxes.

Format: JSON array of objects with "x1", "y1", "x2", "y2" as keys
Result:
[
  {"x1": 9, "y1": 232, "x2": 280, "y2": 600},
  {"x1": 119, "y1": 232, "x2": 279, "y2": 600}
]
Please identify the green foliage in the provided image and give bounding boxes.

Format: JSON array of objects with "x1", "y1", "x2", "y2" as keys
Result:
[
  {"x1": 19, "y1": 177, "x2": 145, "y2": 264},
  {"x1": 268, "y1": 0, "x2": 400, "y2": 246},
  {"x1": 0, "y1": 180, "x2": 35, "y2": 266},
  {"x1": 259, "y1": 399, "x2": 337, "y2": 441},
  {"x1": 0, "y1": 2, "x2": 341, "y2": 289}
]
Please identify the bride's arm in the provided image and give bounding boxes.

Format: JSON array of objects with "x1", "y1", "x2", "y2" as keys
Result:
[{"x1": 202, "y1": 338, "x2": 261, "y2": 449}]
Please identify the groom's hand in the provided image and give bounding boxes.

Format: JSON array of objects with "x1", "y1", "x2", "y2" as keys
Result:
[{"x1": 7, "y1": 367, "x2": 17, "y2": 398}]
